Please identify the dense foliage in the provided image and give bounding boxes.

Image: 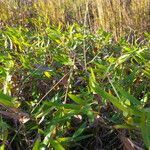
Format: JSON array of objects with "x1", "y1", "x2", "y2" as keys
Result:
[{"x1": 0, "y1": 24, "x2": 149, "y2": 149}]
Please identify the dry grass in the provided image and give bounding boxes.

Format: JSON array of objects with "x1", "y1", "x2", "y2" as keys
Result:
[{"x1": 0, "y1": 0, "x2": 149, "y2": 38}]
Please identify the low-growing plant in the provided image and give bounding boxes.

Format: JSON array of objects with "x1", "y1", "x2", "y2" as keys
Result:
[{"x1": 0, "y1": 24, "x2": 149, "y2": 149}]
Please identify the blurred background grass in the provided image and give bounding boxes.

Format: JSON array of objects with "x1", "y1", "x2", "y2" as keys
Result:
[{"x1": 0, "y1": 0, "x2": 149, "y2": 39}]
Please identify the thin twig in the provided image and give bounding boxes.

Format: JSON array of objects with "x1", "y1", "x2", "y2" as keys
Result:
[
  {"x1": 31, "y1": 72, "x2": 70, "y2": 113},
  {"x1": 63, "y1": 55, "x2": 76, "y2": 103},
  {"x1": 83, "y1": 0, "x2": 89, "y2": 71}
]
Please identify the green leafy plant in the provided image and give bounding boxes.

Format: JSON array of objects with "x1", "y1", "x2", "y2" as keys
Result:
[{"x1": 0, "y1": 21, "x2": 149, "y2": 149}]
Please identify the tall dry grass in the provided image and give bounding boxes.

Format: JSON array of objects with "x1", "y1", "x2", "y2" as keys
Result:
[
  {"x1": 0, "y1": 0, "x2": 149, "y2": 38},
  {"x1": 96, "y1": 0, "x2": 150, "y2": 38}
]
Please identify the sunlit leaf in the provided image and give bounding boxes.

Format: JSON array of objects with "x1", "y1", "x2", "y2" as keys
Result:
[
  {"x1": 0, "y1": 92, "x2": 14, "y2": 107},
  {"x1": 68, "y1": 93, "x2": 85, "y2": 105},
  {"x1": 44, "y1": 71, "x2": 51, "y2": 78},
  {"x1": 32, "y1": 138, "x2": 41, "y2": 150},
  {"x1": 50, "y1": 139, "x2": 65, "y2": 150}
]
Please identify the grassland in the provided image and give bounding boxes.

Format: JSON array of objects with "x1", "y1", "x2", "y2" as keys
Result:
[{"x1": 0, "y1": 0, "x2": 150, "y2": 149}]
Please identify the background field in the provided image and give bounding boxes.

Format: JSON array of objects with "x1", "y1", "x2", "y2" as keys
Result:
[{"x1": 0, "y1": 0, "x2": 150, "y2": 37}]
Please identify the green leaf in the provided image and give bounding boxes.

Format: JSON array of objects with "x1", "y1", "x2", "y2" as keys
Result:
[
  {"x1": 0, "y1": 118, "x2": 8, "y2": 141},
  {"x1": 57, "y1": 137, "x2": 72, "y2": 143},
  {"x1": 44, "y1": 71, "x2": 52, "y2": 78},
  {"x1": 50, "y1": 139, "x2": 65, "y2": 150},
  {"x1": 73, "y1": 122, "x2": 86, "y2": 138},
  {"x1": 0, "y1": 144, "x2": 5, "y2": 150},
  {"x1": 95, "y1": 85, "x2": 141, "y2": 116},
  {"x1": 140, "y1": 109, "x2": 150, "y2": 149},
  {"x1": 94, "y1": 86, "x2": 130, "y2": 113},
  {"x1": 68, "y1": 93, "x2": 85, "y2": 105},
  {"x1": 115, "y1": 54, "x2": 130, "y2": 66},
  {"x1": 54, "y1": 54, "x2": 73, "y2": 66},
  {"x1": 32, "y1": 138, "x2": 41, "y2": 150},
  {"x1": 116, "y1": 86, "x2": 141, "y2": 106},
  {"x1": 44, "y1": 101, "x2": 81, "y2": 110},
  {"x1": 0, "y1": 92, "x2": 14, "y2": 107},
  {"x1": 114, "y1": 124, "x2": 135, "y2": 129},
  {"x1": 73, "y1": 134, "x2": 93, "y2": 142},
  {"x1": 45, "y1": 110, "x2": 79, "y2": 130},
  {"x1": 89, "y1": 69, "x2": 141, "y2": 116}
]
